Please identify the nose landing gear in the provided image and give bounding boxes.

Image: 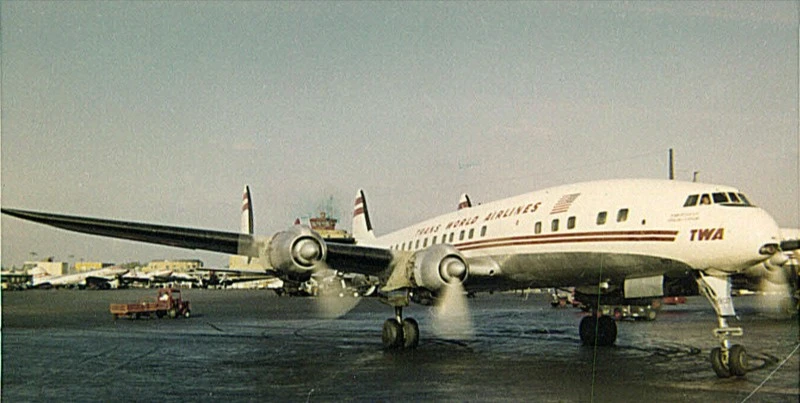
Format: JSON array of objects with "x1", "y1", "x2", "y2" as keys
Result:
[{"x1": 696, "y1": 272, "x2": 748, "y2": 378}]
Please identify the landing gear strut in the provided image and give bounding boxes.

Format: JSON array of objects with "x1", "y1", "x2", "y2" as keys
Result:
[
  {"x1": 381, "y1": 290, "x2": 420, "y2": 350},
  {"x1": 696, "y1": 272, "x2": 748, "y2": 378}
]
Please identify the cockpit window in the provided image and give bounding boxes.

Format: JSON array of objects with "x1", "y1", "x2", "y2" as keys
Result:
[
  {"x1": 686, "y1": 192, "x2": 753, "y2": 207},
  {"x1": 737, "y1": 193, "x2": 752, "y2": 206}
]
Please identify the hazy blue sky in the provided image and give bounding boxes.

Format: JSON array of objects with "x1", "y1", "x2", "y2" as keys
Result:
[{"x1": 2, "y1": 2, "x2": 798, "y2": 268}]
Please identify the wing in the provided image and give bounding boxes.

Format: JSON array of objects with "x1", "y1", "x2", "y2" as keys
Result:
[
  {"x1": 2, "y1": 208, "x2": 260, "y2": 257},
  {"x1": 2, "y1": 208, "x2": 394, "y2": 278}
]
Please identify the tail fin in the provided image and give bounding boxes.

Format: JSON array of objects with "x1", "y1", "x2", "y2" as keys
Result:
[
  {"x1": 231, "y1": 186, "x2": 255, "y2": 267},
  {"x1": 458, "y1": 193, "x2": 472, "y2": 210},
  {"x1": 352, "y1": 189, "x2": 375, "y2": 241},
  {"x1": 30, "y1": 267, "x2": 49, "y2": 287},
  {"x1": 241, "y1": 185, "x2": 254, "y2": 235}
]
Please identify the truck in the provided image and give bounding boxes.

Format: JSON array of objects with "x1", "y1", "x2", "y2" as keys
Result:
[{"x1": 110, "y1": 288, "x2": 191, "y2": 320}]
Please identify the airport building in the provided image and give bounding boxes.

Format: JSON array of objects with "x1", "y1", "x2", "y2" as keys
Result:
[
  {"x1": 144, "y1": 259, "x2": 203, "y2": 273},
  {"x1": 74, "y1": 261, "x2": 115, "y2": 272},
  {"x1": 298, "y1": 212, "x2": 353, "y2": 241}
]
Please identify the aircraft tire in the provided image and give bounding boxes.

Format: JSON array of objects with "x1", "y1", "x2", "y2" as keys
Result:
[
  {"x1": 579, "y1": 316, "x2": 596, "y2": 345},
  {"x1": 184, "y1": 310, "x2": 191, "y2": 319},
  {"x1": 710, "y1": 347, "x2": 732, "y2": 378},
  {"x1": 728, "y1": 344, "x2": 748, "y2": 376},
  {"x1": 596, "y1": 315, "x2": 617, "y2": 346},
  {"x1": 402, "y1": 318, "x2": 420, "y2": 349},
  {"x1": 382, "y1": 319, "x2": 403, "y2": 350},
  {"x1": 168, "y1": 309, "x2": 177, "y2": 319}
]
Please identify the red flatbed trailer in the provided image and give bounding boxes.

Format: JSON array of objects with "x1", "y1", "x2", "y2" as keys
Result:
[{"x1": 110, "y1": 288, "x2": 191, "y2": 319}]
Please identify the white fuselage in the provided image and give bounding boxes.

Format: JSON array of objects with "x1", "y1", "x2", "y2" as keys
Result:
[{"x1": 363, "y1": 179, "x2": 782, "y2": 291}]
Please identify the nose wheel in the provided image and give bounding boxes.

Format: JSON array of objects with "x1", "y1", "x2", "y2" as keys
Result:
[{"x1": 696, "y1": 272, "x2": 748, "y2": 378}]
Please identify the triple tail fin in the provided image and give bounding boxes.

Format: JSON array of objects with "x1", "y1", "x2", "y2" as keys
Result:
[
  {"x1": 352, "y1": 189, "x2": 375, "y2": 242},
  {"x1": 458, "y1": 193, "x2": 472, "y2": 210},
  {"x1": 232, "y1": 185, "x2": 255, "y2": 267},
  {"x1": 241, "y1": 185, "x2": 254, "y2": 235}
]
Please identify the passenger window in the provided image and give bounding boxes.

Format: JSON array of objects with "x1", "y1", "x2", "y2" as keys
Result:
[
  {"x1": 597, "y1": 211, "x2": 607, "y2": 225},
  {"x1": 415, "y1": 239, "x2": 420, "y2": 249},
  {"x1": 551, "y1": 219, "x2": 559, "y2": 232},
  {"x1": 712, "y1": 193, "x2": 728, "y2": 204},
  {"x1": 617, "y1": 208, "x2": 629, "y2": 222},
  {"x1": 459, "y1": 230, "x2": 465, "y2": 241},
  {"x1": 699, "y1": 194, "x2": 711, "y2": 205},
  {"x1": 567, "y1": 216, "x2": 576, "y2": 229},
  {"x1": 449, "y1": 233, "x2": 455, "y2": 243},
  {"x1": 468, "y1": 228, "x2": 474, "y2": 239},
  {"x1": 480, "y1": 226, "x2": 487, "y2": 237},
  {"x1": 401, "y1": 242, "x2": 405, "y2": 251},
  {"x1": 423, "y1": 238, "x2": 428, "y2": 248},
  {"x1": 683, "y1": 195, "x2": 699, "y2": 207},
  {"x1": 727, "y1": 193, "x2": 740, "y2": 203},
  {"x1": 534, "y1": 222, "x2": 542, "y2": 234},
  {"x1": 432, "y1": 236, "x2": 437, "y2": 245}
]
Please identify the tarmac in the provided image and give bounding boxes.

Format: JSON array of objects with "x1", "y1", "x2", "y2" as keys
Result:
[{"x1": 2, "y1": 289, "x2": 798, "y2": 402}]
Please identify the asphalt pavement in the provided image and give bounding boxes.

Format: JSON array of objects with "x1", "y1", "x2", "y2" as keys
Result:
[{"x1": 2, "y1": 289, "x2": 798, "y2": 402}]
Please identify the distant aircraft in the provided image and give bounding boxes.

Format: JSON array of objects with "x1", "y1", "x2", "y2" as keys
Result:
[
  {"x1": 29, "y1": 266, "x2": 129, "y2": 289},
  {"x1": 3, "y1": 178, "x2": 797, "y2": 378}
]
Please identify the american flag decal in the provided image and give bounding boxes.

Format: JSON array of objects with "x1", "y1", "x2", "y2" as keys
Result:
[{"x1": 550, "y1": 193, "x2": 580, "y2": 214}]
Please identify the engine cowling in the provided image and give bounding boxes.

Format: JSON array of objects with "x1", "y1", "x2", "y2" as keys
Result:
[
  {"x1": 265, "y1": 226, "x2": 327, "y2": 280},
  {"x1": 411, "y1": 244, "x2": 469, "y2": 292}
]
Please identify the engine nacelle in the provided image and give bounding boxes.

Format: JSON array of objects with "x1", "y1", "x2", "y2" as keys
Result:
[
  {"x1": 411, "y1": 244, "x2": 468, "y2": 292},
  {"x1": 265, "y1": 226, "x2": 327, "y2": 280}
]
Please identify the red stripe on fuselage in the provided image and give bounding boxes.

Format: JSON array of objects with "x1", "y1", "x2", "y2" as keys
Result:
[{"x1": 450, "y1": 230, "x2": 678, "y2": 251}]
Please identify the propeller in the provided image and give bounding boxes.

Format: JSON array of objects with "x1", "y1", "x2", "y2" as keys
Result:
[
  {"x1": 430, "y1": 261, "x2": 474, "y2": 340},
  {"x1": 310, "y1": 263, "x2": 362, "y2": 319},
  {"x1": 754, "y1": 250, "x2": 798, "y2": 318}
]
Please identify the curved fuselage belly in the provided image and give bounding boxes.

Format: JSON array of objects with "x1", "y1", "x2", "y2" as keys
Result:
[{"x1": 463, "y1": 250, "x2": 692, "y2": 292}]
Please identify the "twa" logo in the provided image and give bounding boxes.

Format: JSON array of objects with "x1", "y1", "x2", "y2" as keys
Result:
[{"x1": 689, "y1": 228, "x2": 725, "y2": 241}]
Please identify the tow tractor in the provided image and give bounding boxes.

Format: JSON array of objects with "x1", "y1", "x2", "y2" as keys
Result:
[{"x1": 110, "y1": 287, "x2": 191, "y2": 320}]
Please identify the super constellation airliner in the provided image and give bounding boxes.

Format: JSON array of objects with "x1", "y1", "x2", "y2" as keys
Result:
[{"x1": 3, "y1": 178, "x2": 796, "y2": 378}]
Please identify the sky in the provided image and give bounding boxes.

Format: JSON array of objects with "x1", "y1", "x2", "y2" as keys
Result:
[{"x1": 2, "y1": 1, "x2": 798, "y2": 268}]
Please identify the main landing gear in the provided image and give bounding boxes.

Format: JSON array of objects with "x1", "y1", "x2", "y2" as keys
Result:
[
  {"x1": 696, "y1": 272, "x2": 748, "y2": 378},
  {"x1": 579, "y1": 312, "x2": 617, "y2": 346},
  {"x1": 381, "y1": 289, "x2": 419, "y2": 350},
  {"x1": 382, "y1": 306, "x2": 420, "y2": 350}
]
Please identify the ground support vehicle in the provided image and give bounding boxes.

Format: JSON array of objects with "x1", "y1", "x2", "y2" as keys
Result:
[{"x1": 110, "y1": 288, "x2": 190, "y2": 319}]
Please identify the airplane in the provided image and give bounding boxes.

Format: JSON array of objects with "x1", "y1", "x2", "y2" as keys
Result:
[
  {"x1": 29, "y1": 265, "x2": 129, "y2": 289},
  {"x1": 3, "y1": 178, "x2": 798, "y2": 378}
]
